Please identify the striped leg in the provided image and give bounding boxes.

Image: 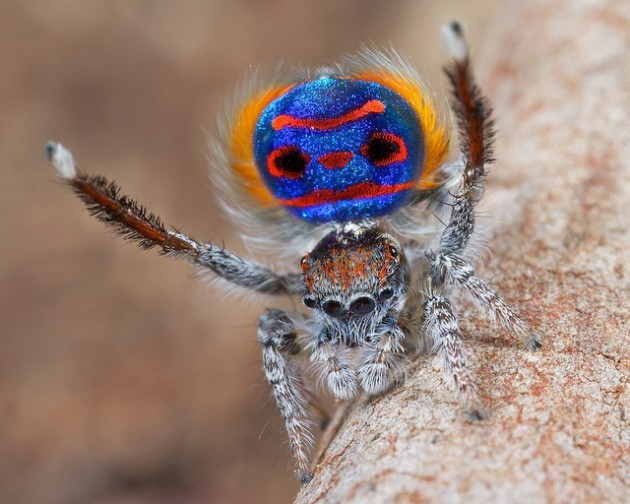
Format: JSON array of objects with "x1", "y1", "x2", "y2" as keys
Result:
[
  {"x1": 258, "y1": 309, "x2": 314, "y2": 483},
  {"x1": 432, "y1": 254, "x2": 542, "y2": 350},
  {"x1": 422, "y1": 284, "x2": 484, "y2": 419},
  {"x1": 431, "y1": 23, "x2": 540, "y2": 350}
]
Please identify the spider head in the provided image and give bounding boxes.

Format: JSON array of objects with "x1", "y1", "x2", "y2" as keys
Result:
[{"x1": 301, "y1": 228, "x2": 408, "y2": 323}]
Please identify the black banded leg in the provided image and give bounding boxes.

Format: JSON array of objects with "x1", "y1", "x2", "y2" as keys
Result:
[
  {"x1": 432, "y1": 254, "x2": 542, "y2": 350},
  {"x1": 258, "y1": 309, "x2": 313, "y2": 483},
  {"x1": 423, "y1": 284, "x2": 484, "y2": 419}
]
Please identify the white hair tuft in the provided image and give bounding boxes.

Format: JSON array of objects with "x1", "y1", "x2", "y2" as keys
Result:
[
  {"x1": 441, "y1": 21, "x2": 468, "y2": 62},
  {"x1": 45, "y1": 141, "x2": 77, "y2": 179}
]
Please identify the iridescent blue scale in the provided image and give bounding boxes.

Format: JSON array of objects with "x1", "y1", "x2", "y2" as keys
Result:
[{"x1": 253, "y1": 77, "x2": 424, "y2": 224}]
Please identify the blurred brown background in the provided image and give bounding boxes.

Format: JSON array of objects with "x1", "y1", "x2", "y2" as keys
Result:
[{"x1": 1, "y1": 1, "x2": 497, "y2": 503}]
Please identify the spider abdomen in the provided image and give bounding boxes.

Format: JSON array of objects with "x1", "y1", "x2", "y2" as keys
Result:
[{"x1": 218, "y1": 51, "x2": 451, "y2": 233}]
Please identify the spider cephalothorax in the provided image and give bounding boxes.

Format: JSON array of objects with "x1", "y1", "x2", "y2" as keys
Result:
[
  {"x1": 301, "y1": 226, "x2": 408, "y2": 332},
  {"x1": 45, "y1": 22, "x2": 541, "y2": 484}
]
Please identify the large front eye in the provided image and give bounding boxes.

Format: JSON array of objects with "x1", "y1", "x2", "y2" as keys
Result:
[
  {"x1": 361, "y1": 132, "x2": 408, "y2": 166},
  {"x1": 349, "y1": 296, "x2": 376, "y2": 315},
  {"x1": 322, "y1": 299, "x2": 345, "y2": 318},
  {"x1": 267, "y1": 146, "x2": 310, "y2": 178}
]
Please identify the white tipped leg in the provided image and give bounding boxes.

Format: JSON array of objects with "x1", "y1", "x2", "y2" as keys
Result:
[
  {"x1": 44, "y1": 141, "x2": 77, "y2": 179},
  {"x1": 441, "y1": 20, "x2": 469, "y2": 62}
]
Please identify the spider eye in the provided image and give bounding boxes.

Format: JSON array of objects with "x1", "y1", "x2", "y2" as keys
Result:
[
  {"x1": 267, "y1": 146, "x2": 310, "y2": 178},
  {"x1": 322, "y1": 299, "x2": 345, "y2": 318},
  {"x1": 350, "y1": 296, "x2": 376, "y2": 315},
  {"x1": 361, "y1": 132, "x2": 408, "y2": 167},
  {"x1": 303, "y1": 297, "x2": 317, "y2": 309},
  {"x1": 387, "y1": 244, "x2": 398, "y2": 258},
  {"x1": 378, "y1": 288, "x2": 394, "y2": 301}
]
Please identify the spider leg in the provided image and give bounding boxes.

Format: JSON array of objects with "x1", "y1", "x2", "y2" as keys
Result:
[
  {"x1": 357, "y1": 322, "x2": 406, "y2": 395},
  {"x1": 45, "y1": 142, "x2": 302, "y2": 295},
  {"x1": 422, "y1": 280, "x2": 484, "y2": 419},
  {"x1": 432, "y1": 254, "x2": 542, "y2": 350},
  {"x1": 309, "y1": 336, "x2": 359, "y2": 401},
  {"x1": 430, "y1": 23, "x2": 541, "y2": 348},
  {"x1": 258, "y1": 309, "x2": 314, "y2": 483},
  {"x1": 439, "y1": 21, "x2": 494, "y2": 258}
]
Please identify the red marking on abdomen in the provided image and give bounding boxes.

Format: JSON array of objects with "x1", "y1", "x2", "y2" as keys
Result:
[
  {"x1": 272, "y1": 99, "x2": 385, "y2": 131},
  {"x1": 280, "y1": 181, "x2": 415, "y2": 207},
  {"x1": 317, "y1": 151, "x2": 354, "y2": 169}
]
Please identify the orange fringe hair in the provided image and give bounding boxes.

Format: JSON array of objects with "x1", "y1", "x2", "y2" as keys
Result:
[{"x1": 226, "y1": 59, "x2": 451, "y2": 207}]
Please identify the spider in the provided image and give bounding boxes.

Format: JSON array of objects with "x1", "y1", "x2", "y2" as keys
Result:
[{"x1": 45, "y1": 22, "x2": 541, "y2": 483}]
